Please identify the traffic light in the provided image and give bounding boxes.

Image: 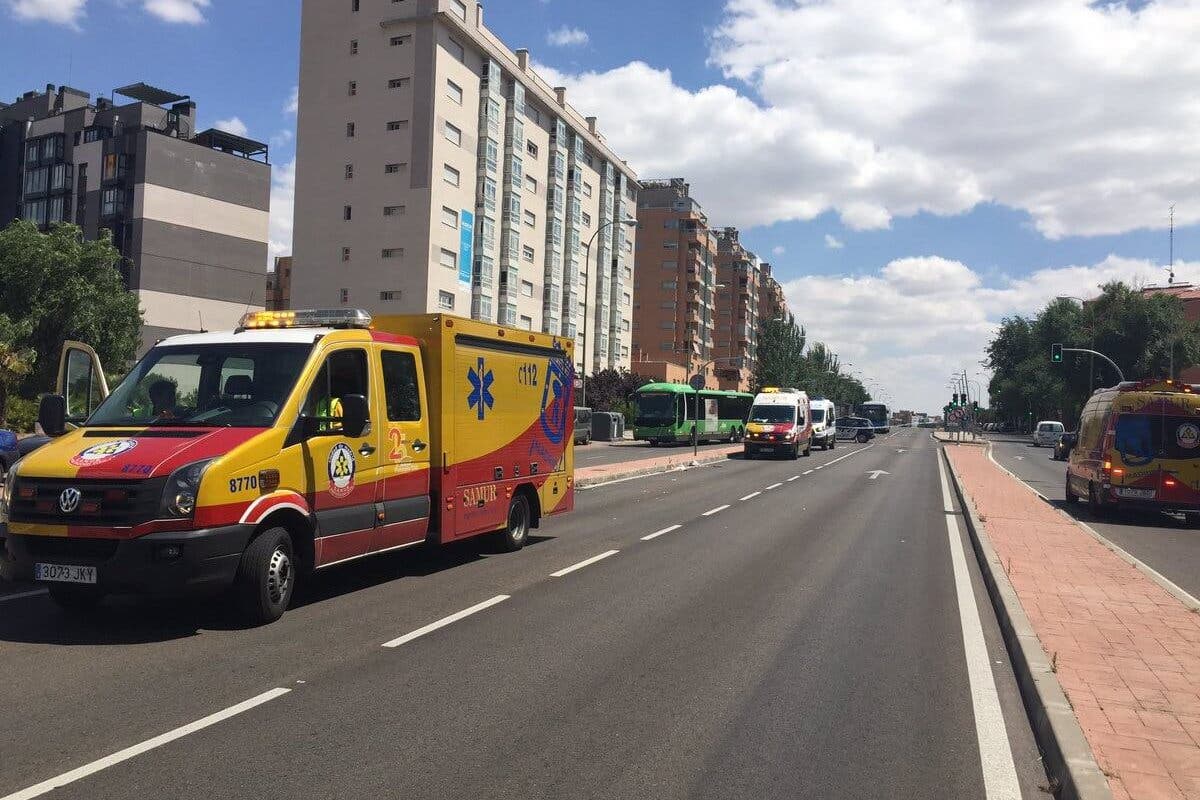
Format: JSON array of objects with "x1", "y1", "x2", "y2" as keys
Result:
[{"x1": 1051, "y1": 343, "x2": 1063, "y2": 363}]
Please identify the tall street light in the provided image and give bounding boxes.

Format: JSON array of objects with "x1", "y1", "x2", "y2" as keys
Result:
[{"x1": 580, "y1": 216, "x2": 638, "y2": 408}]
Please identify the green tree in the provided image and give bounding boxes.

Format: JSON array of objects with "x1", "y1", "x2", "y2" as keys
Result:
[
  {"x1": 753, "y1": 314, "x2": 807, "y2": 390},
  {"x1": 582, "y1": 369, "x2": 650, "y2": 413},
  {"x1": 0, "y1": 314, "x2": 35, "y2": 428},
  {"x1": 0, "y1": 221, "x2": 142, "y2": 400}
]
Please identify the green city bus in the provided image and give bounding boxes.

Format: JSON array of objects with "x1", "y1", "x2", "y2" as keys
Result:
[{"x1": 631, "y1": 382, "x2": 754, "y2": 445}]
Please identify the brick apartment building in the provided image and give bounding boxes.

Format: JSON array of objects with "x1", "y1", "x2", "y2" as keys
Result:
[
  {"x1": 630, "y1": 179, "x2": 721, "y2": 386},
  {"x1": 0, "y1": 82, "x2": 271, "y2": 351},
  {"x1": 266, "y1": 255, "x2": 292, "y2": 310},
  {"x1": 759, "y1": 262, "x2": 787, "y2": 326},
  {"x1": 714, "y1": 227, "x2": 762, "y2": 391},
  {"x1": 291, "y1": 0, "x2": 638, "y2": 375}
]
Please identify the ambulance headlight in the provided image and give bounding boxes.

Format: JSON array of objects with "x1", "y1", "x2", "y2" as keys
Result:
[{"x1": 160, "y1": 458, "x2": 214, "y2": 518}]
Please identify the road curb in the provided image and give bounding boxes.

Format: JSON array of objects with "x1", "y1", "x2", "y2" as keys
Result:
[
  {"x1": 576, "y1": 446, "x2": 739, "y2": 488},
  {"x1": 940, "y1": 447, "x2": 1113, "y2": 800}
]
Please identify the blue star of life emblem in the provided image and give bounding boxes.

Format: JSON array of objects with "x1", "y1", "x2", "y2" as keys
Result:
[{"x1": 468, "y1": 356, "x2": 495, "y2": 420}]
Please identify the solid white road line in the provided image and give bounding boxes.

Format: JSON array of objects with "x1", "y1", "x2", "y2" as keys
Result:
[
  {"x1": 550, "y1": 550, "x2": 620, "y2": 578},
  {"x1": 764, "y1": 482, "x2": 783, "y2": 490},
  {"x1": 787, "y1": 476, "x2": 801, "y2": 482},
  {"x1": 382, "y1": 595, "x2": 511, "y2": 648},
  {"x1": 0, "y1": 589, "x2": 48, "y2": 603},
  {"x1": 937, "y1": 455, "x2": 1022, "y2": 800},
  {"x1": 0, "y1": 688, "x2": 292, "y2": 800},
  {"x1": 803, "y1": 470, "x2": 814, "y2": 475},
  {"x1": 641, "y1": 524, "x2": 682, "y2": 541},
  {"x1": 739, "y1": 492, "x2": 761, "y2": 501},
  {"x1": 702, "y1": 504, "x2": 730, "y2": 517}
]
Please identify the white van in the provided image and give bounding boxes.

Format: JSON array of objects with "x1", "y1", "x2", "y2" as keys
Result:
[
  {"x1": 1033, "y1": 420, "x2": 1065, "y2": 447},
  {"x1": 809, "y1": 396, "x2": 837, "y2": 450},
  {"x1": 744, "y1": 388, "x2": 813, "y2": 459}
]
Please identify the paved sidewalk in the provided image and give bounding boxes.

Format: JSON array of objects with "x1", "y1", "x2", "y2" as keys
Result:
[
  {"x1": 948, "y1": 446, "x2": 1200, "y2": 800},
  {"x1": 575, "y1": 444, "x2": 740, "y2": 487}
]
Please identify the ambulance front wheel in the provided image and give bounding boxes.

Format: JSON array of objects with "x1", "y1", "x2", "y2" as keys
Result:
[
  {"x1": 235, "y1": 527, "x2": 296, "y2": 625},
  {"x1": 499, "y1": 494, "x2": 531, "y2": 552}
]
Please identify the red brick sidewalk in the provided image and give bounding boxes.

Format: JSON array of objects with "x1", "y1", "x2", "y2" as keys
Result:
[
  {"x1": 948, "y1": 446, "x2": 1200, "y2": 800},
  {"x1": 575, "y1": 444, "x2": 740, "y2": 487}
]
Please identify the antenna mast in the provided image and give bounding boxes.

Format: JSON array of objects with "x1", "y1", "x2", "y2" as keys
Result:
[{"x1": 1169, "y1": 204, "x2": 1176, "y2": 285}]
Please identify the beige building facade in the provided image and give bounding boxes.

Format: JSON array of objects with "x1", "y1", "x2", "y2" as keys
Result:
[{"x1": 292, "y1": 0, "x2": 638, "y2": 373}]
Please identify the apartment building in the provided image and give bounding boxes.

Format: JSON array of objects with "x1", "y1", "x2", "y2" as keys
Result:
[
  {"x1": 713, "y1": 228, "x2": 762, "y2": 391},
  {"x1": 292, "y1": 0, "x2": 639, "y2": 373},
  {"x1": 266, "y1": 256, "x2": 293, "y2": 310},
  {"x1": 630, "y1": 178, "x2": 720, "y2": 384},
  {"x1": 759, "y1": 262, "x2": 788, "y2": 326},
  {"x1": 0, "y1": 83, "x2": 271, "y2": 349}
]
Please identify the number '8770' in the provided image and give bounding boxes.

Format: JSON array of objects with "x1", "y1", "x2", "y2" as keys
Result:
[{"x1": 229, "y1": 475, "x2": 259, "y2": 493}]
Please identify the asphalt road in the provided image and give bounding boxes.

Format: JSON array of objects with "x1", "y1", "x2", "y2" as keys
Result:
[
  {"x1": 987, "y1": 434, "x2": 1200, "y2": 600},
  {"x1": 572, "y1": 437, "x2": 737, "y2": 468},
  {"x1": 0, "y1": 430, "x2": 1049, "y2": 799}
]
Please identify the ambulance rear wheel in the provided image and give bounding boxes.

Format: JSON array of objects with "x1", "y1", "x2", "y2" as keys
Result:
[
  {"x1": 235, "y1": 527, "x2": 295, "y2": 625},
  {"x1": 48, "y1": 584, "x2": 105, "y2": 614},
  {"x1": 500, "y1": 494, "x2": 531, "y2": 552}
]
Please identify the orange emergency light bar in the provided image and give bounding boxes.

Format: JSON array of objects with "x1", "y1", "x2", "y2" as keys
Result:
[{"x1": 239, "y1": 308, "x2": 373, "y2": 330}]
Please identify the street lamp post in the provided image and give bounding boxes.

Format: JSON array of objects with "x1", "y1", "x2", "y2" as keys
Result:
[
  {"x1": 1058, "y1": 295, "x2": 1096, "y2": 391},
  {"x1": 580, "y1": 216, "x2": 637, "y2": 408}
]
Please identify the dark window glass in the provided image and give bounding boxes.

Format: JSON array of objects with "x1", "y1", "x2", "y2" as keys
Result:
[{"x1": 381, "y1": 351, "x2": 421, "y2": 421}]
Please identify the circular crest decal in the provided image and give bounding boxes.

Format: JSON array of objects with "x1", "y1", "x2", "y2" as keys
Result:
[
  {"x1": 1177, "y1": 423, "x2": 1200, "y2": 450},
  {"x1": 327, "y1": 443, "x2": 357, "y2": 499},
  {"x1": 70, "y1": 439, "x2": 138, "y2": 467}
]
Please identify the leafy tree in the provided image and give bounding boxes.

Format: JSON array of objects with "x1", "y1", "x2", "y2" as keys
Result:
[
  {"x1": 0, "y1": 314, "x2": 35, "y2": 428},
  {"x1": 0, "y1": 221, "x2": 142, "y2": 401},
  {"x1": 753, "y1": 314, "x2": 807, "y2": 390},
  {"x1": 582, "y1": 369, "x2": 650, "y2": 413}
]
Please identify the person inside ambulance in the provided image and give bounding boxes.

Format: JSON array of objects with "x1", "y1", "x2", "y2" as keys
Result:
[{"x1": 149, "y1": 379, "x2": 178, "y2": 420}]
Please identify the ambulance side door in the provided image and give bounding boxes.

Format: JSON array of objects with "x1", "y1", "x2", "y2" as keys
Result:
[{"x1": 373, "y1": 345, "x2": 432, "y2": 551}]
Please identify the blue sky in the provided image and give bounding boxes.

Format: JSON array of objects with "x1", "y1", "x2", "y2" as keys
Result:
[{"x1": 4, "y1": 0, "x2": 1199, "y2": 412}]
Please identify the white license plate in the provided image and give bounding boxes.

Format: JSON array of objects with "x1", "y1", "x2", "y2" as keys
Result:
[
  {"x1": 1115, "y1": 487, "x2": 1156, "y2": 500},
  {"x1": 758, "y1": 446, "x2": 775, "y2": 452},
  {"x1": 34, "y1": 563, "x2": 97, "y2": 584}
]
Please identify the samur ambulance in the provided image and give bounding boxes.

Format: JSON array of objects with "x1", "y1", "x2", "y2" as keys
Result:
[
  {"x1": 743, "y1": 387, "x2": 813, "y2": 459},
  {"x1": 1067, "y1": 379, "x2": 1200, "y2": 522},
  {"x1": 0, "y1": 310, "x2": 575, "y2": 623}
]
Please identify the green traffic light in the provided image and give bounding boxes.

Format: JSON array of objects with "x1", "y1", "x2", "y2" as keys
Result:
[{"x1": 1051, "y1": 343, "x2": 1063, "y2": 363}]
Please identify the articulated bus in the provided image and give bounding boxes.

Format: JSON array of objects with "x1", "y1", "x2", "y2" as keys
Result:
[
  {"x1": 859, "y1": 402, "x2": 891, "y2": 434},
  {"x1": 631, "y1": 383, "x2": 754, "y2": 446}
]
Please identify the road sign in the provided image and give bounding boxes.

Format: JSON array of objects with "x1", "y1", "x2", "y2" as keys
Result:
[
  {"x1": 689, "y1": 374, "x2": 706, "y2": 391},
  {"x1": 866, "y1": 470, "x2": 890, "y2": 480}
]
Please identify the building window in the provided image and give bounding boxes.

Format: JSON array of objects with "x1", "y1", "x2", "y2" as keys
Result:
[
  {"x1": 442, "y1": 206, "x2": 459, "y2": 228},
  {"x1": 438, "y1": 290, "x2": 455, "y2": 310},
  {"x1": 350, "y1": 39, "x2": 358, "y2": 54},
  {"x1": 340, "y1": 288, "x2": 349, "y2": 303},
  {"x1": 388, "y1": 77, "x2": 410, "y2": 89},
  {"x1": 443, "y1": 164, "x2": 460, "y2": 187},
  {"x1": 100, "y1": 187, "x2": 125, "y2": 217},
  {"x1": 526, "y1": 140, "x2": 538, "y2": 159},
  {"x1": 344, "y1": 164, "x2": 354, "y2": 180},
  {"x1": 390, "y1": 35, "x2": 411, "y2": 46},
  {"x1": 346, "y1": 122, "x2": 355, "y2": 137},
  {"x1": 519, "y1": 314, "x2": 533, "y2": 330},
  {"x1": 450, "y1": 0, "x2": 467, "y2": 20},
  {"x1": 446, "y1": 79, "x2": 463, "y2": 104},
  {"x1": 661, "y1": 280, "x2": 677, "y2": 290},
  {"x1": 663, "y1": 241, "x2": 678, "y2": 250},
  {"x1": 384, "y1": 205, "x2": 405, "y2": 216},
  {"x1": 385, "y1": 162, "x2": 404, "y2": 174},
  {"x1": 352, "y1": 0, "x2": 359, "y2": 10},
  {"x1": 623, "y1": 292, "x2": 631, "y2": 306},
  {"x1": 525, "y1": 175, "x2": 538, "y2": 194},
  {"x1": 380, "y1": 290, "x2": 399, "y2": 302},
  {"x1": 382, "y1": 248, "x2": 403, "y2": 258},
  {"x1": 343, "y1": 205, "x2": 352, "y2": 221},
  {"x1": 523, "y1": 209, "x2": 536, "y2": 228},
  {"x1": 444, "y1": 121, "x2": 462, "y2": 146},
  {"x1": 446, "y1": 37, "x2": 465, "y2": 62},
  {"x1": 386, "y1": 120, "x2": 408, "y2": 131},
  {"x1": 439, "y1": 248, "x2": 457, "y2": 269},
  {"x1": 581, "y1": 211, "x2": 591, "y2": 227},
  {"x1": 582, "y1": 181, "x2": 593, "y2": 198},
  {"x1": 341, "y1": 247, "x2": 351, "y2": 262},
  {"x1": 522, "y1": 246, "x2": 535, "y2": 263},
  {"x1": 348, "y1": 81, "x2": 357, "y2": 96},
  {"x1": 520, "y1": 279, "x2": 534, "y2": 296}
]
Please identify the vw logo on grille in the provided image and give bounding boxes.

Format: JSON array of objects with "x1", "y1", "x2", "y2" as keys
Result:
[{"x1": 58, "y1": 487, "x2": 82, "y2": 514}]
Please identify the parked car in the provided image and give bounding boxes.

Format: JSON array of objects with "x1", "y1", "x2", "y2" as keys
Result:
[
  {"x1": 0, "y1": 429, "x2": 17, "y2": 483},
  {"x1": 1053, "y1": 431, "x2": 1078, "y2": 461},
  {"x1": 1032, "y1": 420, "x2": 1065, "y2": 447},
  {"x1": 574, "y1": 407, "x2": 593, "y2": 445},
  {"x1": 835, "y1": 416, "x2": 875, "y2": 443}
]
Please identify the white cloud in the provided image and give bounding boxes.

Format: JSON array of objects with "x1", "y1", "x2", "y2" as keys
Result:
[
  {"x1": 539, "y1": 0, "x2": 1200, "y2": 239},
  {"x1": 547, "y1": 25, "x2": 589, "y2": 47},
  {"x1": 9, "y1": 0, "x2": 86, "y2": 27},
  {"x1": 782, "y1": 253, "x2": 1200, "y2": 415},
  {"x1": 772, "y1": 245, "x2": 786, "y2": 256},
  {"x1": 824, "y1": 234, "x2": 844, "y2": 250},
  {"x1": 268, "y1": 158, "x2": 296, "y2": 266},
  {"x1": 284, "y1": 86, "x2": 298, "y2": 116},
  {"x1": 214, "y1": 116, "x2": 249, "y2": 138},
  {"x1": 142, "y1": 0, "x2": 208, "y2": 24}
]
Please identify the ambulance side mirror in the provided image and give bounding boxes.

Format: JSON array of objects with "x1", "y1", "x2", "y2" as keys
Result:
[
  {"x1": 39, "y1": 394, "x2": 67, "y2": 437},
  {"x1": 340, "y1": 394, "x2": 369, "y2": 438}
]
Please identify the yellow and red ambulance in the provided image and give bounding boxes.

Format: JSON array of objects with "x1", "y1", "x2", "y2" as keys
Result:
[{"x1": 1, "y1": 310, "x2": 574, "y2": 622}]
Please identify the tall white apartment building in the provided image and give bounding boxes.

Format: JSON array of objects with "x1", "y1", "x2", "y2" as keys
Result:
[{"x1": 292, "y1": 0, "x2": 639, "y2": 373}]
